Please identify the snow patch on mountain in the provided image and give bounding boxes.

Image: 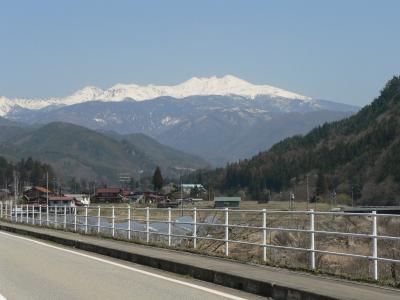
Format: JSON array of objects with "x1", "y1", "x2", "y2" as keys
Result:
[
  {"x1": 161, "y1": 116, "x2": 181, "y2": 126},
  {"x1": 0, "y1": 75, "x2": 311, "y2": 116}
]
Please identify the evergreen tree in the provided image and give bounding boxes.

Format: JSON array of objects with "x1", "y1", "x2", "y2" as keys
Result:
[{"x1": 152, "y1": 166, "x2": 163, "y2": 191}]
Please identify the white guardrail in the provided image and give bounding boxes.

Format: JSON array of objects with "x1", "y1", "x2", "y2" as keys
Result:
[{"x1": 1, "y1": 203, "x2": 400, "y2": 281}]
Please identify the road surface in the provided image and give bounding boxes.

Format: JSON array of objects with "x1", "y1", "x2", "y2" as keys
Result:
[{"x1": 0, "y1": 231, "x2": 263, "y2": 300}]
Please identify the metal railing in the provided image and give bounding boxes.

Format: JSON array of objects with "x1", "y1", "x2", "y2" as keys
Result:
[{"x1": 1, "y1": 202, "x2": 399, "y2": 281}]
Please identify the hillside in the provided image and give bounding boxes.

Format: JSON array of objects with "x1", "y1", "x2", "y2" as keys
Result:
[
  {"x1": 119, "y1": 133, "x2": 208, "y2": 170},
  {"x1": 6, "y1": 95, "x2": 357, "y2": 165},
  {"x1": 0, "y1": 122, "x2": 207, "y2": 183},
  {"x1": 191, "y1": 76, "x2": 400, "y2": 205}
]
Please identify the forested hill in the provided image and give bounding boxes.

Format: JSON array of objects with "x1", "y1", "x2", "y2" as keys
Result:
[
  {"x1": 0, "y1": 156, "x2": 54, "y2": 189},
  {"x1": 190, "y1": 76, "x2": 400, "y2": 205}
]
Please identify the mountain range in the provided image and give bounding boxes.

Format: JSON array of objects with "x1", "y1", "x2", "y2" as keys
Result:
[
  {"x1": 0, "y1": 75, "x2": 311, "y2": 115},
  {"x1": 1, "y1": 76, "x2": 358, "y2": 165},
  {"x1": 193, "y1": 76, "x2": 400, "y2": 205}
]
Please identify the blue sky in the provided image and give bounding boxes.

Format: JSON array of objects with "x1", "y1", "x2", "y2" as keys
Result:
[{"x1": 1, "y1": 0, "x2": 399, "y2": 106}]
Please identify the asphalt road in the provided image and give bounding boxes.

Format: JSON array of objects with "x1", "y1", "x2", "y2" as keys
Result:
[{"x1": 0, "y1": 231, "x2": 263, "y2": 300}]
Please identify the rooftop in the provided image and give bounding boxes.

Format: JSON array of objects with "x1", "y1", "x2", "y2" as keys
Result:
[
  {"x1": 96, "y1": 188, "x2": 120, "y2": 194},
  {"x1": 48, "y1": 196, "x2": 75, "y2": 201},
  {"x1": 33, "y1": 186, "x2": 52, "y2": 193},
  {"x1": 214, "y1": 197, "x2": 241, "y2": 202}
]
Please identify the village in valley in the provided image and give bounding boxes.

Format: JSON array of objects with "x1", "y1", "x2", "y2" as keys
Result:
[{"x1": 0, "y1": 170, "x2": 241, "y2": 211}]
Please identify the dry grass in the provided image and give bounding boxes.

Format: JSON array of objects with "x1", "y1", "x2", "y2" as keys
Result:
[{"x1": 73, "y1": 200, "x2": 399, "y2": 285}]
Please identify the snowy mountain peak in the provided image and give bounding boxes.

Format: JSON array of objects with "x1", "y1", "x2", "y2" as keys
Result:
[
  {"x1": 0, "y1": 75, "x2": 312, "y2": 116},
  {"x1": 173, "y1": 75, "x2": 310, "y2": 100}
]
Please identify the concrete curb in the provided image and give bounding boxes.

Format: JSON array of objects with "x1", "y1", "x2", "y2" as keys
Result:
[{"x1": 0, "y1": 222, "x2": 358, "y2": 300}]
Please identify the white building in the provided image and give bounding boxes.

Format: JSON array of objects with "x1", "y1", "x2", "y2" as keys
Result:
[
  {"x1": 65, "y1": 194, "x2": 91, "y2": 206},
  {"x1": 180, "y1": 184, "x2": 206, "y2": 194}
]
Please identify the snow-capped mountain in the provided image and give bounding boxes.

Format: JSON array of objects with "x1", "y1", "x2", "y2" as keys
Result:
[
  {"x1": 1, "y1": 75, "x2": 359, "y2": 165},
  {"x1": 6, "y1": 95, "x2": 358, "y2": 165},
  {"x1": 0, "y1": 75, "x2": 311, "y2": 116}
]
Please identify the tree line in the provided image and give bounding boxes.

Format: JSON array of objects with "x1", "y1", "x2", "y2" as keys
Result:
[{"x1": 0, "y1": 156, "x2": 54, "y2": 189}]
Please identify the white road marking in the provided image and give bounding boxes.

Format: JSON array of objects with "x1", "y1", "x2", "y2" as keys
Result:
[
  {"x1": 0, "y1": 231, "x2": 248, "y2": 300},
  {"x1": 0, "y1": 294, "x2": 7, "y2": 300}
]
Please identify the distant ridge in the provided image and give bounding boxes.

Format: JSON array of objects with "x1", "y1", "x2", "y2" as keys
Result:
[
  {"x1": 0, "y1": 122, "x2": 208, "y2": 182},
  {"x1": 0, "y1": 75, "x2": 311, "y2": 116}
]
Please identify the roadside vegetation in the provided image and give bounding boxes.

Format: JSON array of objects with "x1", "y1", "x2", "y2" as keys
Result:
[{"x1": 67, "y1": 200, "x2": 400, "y2": 286}]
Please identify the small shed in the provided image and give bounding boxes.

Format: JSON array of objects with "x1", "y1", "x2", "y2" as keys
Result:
[{"x1": 214, "y1": 197, "x2": 241, "y2": 208}]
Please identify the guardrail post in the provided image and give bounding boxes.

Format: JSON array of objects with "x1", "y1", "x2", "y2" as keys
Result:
[
  {"x1": 193, "y1": 207, "x2": 197, "y2": 249},
  {"x1": 372, "y1": 211, "x2": 378, "y2": 280},
  {"x1": 5, "y1": 203, "x2": 8, "y2": 220},
  {"x1": 112, "y1": 206, "x2": 115, "y2": 237},
  {"x1": 14, "y1": 203, "x2": 17, "y2": 222},
  {"x1": 310, "y1": 209, "x2": 316, "y2": 270},
  {"x1": 146, "y1": 207, "x2": 150, "y2": 243},
  {"x1": 168, "y1": 207, "x2": 171, "y2": 246},
  {"x1": 262, "y1": 209, "x2": 267, "y2": 262},
  {"x1": 225, "y1": 207, "x2": 229, "y2": 256},
  {"x1": 63, "y1": 206, "x2": 67, "y2": 229},
  {"x1": 85, "y1": 206, "x2": 88, "y2": 234},
  {"x1": 74, "y1": 207, "x2": 77, "y2": 231},
  {"x1": 39, "y1": 205, "x2": 42, "y2": 226},
  {"x1": 32, "y1": 205, "x2": 35, "y2": 225},
  {"x1": 97, "y1": 206, "x2": 101, "y2": 234},
  {"x1": 0, "y1": 202, "x2": 3, "y2": 219},
  {"x1": 127, "y1": 205, "x2": 131, "y2": 240},
  {"x1": 46, "y1": 205, "x2": 49, "y2": 226},
  {"x1": 54, "y1": 206, "x2": 58, "y2": 228},
  {"x1": 26, "y1": 204, "x2": 29, "y2": 223}
]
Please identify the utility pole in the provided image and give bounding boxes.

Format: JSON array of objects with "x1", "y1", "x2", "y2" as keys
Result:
[
  {"x1": 306, "y1": 175, "x2": 309, "y2": 210},
  {"x1": 13, "y1": 170, "x2": 17, "y2": 205},
  {"x1": 180, "y1": 175, "x2": 183, "y2": 216},
  {"x1": 53, "y1": 178, "x2": 56, "y2": 196},
  {"x1": 46, "y1": 172, "x2": 49, "y2": 207}
]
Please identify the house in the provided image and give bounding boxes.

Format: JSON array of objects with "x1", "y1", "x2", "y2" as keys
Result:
[
  {"x1": 95, "y1": 187, "x2": 122, "y2": 203},
  {"x1": 121, "y1": 189, "x2": 137, "y2": 202},
  {"x1": 214, "y1": 197, "x2": 241, "y2": 208},
  {"x1": 65, "y1": 194, "x2": 90, "y2": 206},
  {"x1": 144, "y1": 191, "x2": 166, "y2": 203},
  {"x1": 23, "y1": 186, "x2": 52, "y2": 204},
  {"x1": 48, "y1": 196, "x2": 76, "y2": 213}
]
